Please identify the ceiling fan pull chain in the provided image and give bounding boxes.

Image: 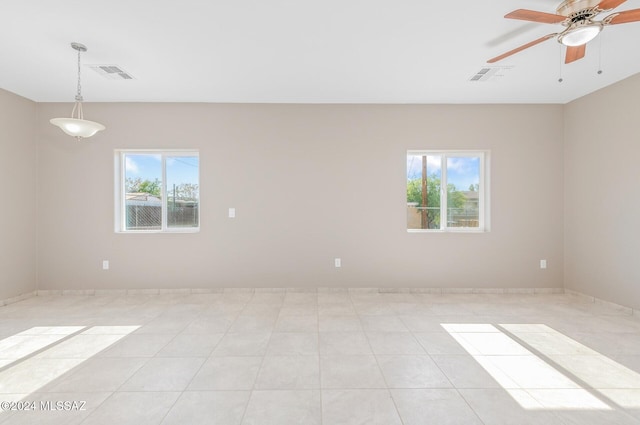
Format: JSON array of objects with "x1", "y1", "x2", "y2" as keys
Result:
[
  {"x1": 558, "y1": 45, "x2": 564, "y2": 83},
  {"x1": 597, "y1": 31, "x2": 604, "y2": 74}
]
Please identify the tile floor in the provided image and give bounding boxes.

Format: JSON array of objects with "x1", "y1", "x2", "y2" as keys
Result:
[{"x1": 0, "y1": 291, "x2": 639, "y2": 424}]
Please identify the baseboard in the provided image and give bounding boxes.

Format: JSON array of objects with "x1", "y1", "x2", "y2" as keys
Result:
[
  {"x1": 34, "y1": 287, "x2": 565, "y2": 296},
  {"x1": 21, "y1": 287, "x2": 640, "y2": 317},
  {"x1": 564, "y1": 289, "x2": 637, "y2": 316},
  {"x1": 0, "y1": 291, "x2": 36, "y2": 307}
]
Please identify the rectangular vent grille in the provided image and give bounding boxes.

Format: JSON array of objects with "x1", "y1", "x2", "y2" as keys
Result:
[
  {"x1": 469, "y1": 66, "x2": 512, "y2": 82},
  {"x1": 101, "y1": 66, "x2": 123, "y2": 73},
  {"x1": 89, "y1": 65, "x2": 135, "y2": 80}
]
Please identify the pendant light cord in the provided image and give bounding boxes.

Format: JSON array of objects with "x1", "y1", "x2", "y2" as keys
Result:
[
  {"x1": 72, "y1": 45, "x2": 84, "y2": 120},
  {"x1": 76, "y1": 47, "x2": 83, "y2": 102}
]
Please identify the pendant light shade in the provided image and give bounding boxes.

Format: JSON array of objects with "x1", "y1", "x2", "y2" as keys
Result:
[
  {"x1": 50, "y1": 42, "x2": 105, "y2": 139},
  {"x1": 50, "y1": 118, "x2": 106, "y2": 138}
]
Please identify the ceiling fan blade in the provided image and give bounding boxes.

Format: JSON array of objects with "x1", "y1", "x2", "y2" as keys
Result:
[
  {"x1": 487, "y1": 34, "x2": 556, "y2": 63},
  {"x1": 606, "y1": 8, "x2": 640, "y2": 24},
  {"x1": 565, "y1": 44, "x2": 586, "y2": 64},
  {"x1": 505, "y1": 9, "x2": 566, "y2": 24},
  {"x1": 598, "y1": 0, "x2": 627, "y2": 10}
]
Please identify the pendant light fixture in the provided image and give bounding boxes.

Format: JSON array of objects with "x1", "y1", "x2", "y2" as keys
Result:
[{"x1": 50, "y1": 42, "x2": 105, "y2": 139}]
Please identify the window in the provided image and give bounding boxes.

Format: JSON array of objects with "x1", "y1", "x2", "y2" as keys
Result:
[
  {"x1": 115, "y1": 150, "x2": 199, "y2": 232},
  {"x1": 407, "y1": 150, "x2": 489, "y2": 232}
]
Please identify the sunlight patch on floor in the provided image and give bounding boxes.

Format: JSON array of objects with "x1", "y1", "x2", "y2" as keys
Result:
[
  {"x1": 502, "y1": 324, "x2": 640, "y2": 409},
  {"x1": 444, "y1": 323, "x2": 611, "y2": 410},
  {"x1": 0, "y1": 325, "x2": 139, "y2": 397},
  {"x1": 0, "y1": 326, "x2": 86, "y2": 364}
]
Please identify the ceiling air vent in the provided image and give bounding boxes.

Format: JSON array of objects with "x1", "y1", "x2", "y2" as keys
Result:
[
  {"x1": 89, "y1": 65, "x2": 135, "y2": 80},
  {"x1": 469, "y1": 66, "x2": 512, "y2": 82}
]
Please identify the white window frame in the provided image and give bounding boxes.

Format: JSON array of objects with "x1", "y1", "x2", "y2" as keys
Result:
[
  {"x1": 407, "y1": 150, "x2": 490, "y2": 233},
  {"x1": 114, "y1": 149, "x2": 200, "y2": 233}
]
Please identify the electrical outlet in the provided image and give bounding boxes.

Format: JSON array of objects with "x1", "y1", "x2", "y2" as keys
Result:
[
  {"x1": 334, "y1": 258, "x2": 341, "y2": 268},
  {"x1": 228, "y1": 208, "x2": 236, "y2": 218},
  {"x1": 540, "y1": 259, "x2": 547, "y2": 269},
  {"x1": 102, "y1": 260, "x2": 109, "y2": 270}
]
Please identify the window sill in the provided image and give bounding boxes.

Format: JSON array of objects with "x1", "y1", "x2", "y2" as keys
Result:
[
  {"x1": 116, "y1": 228, "x2": 200, "y2": 234},
  {"x1": 407, "y1": 228, "x2": 487, "y2": 234}
]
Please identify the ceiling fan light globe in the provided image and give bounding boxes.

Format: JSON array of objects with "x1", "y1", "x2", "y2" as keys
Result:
[
  {"x1": 50, "y1": 118, "x2": 106, "y2": 138},
  {"x1": 559, "y1": 23, "x2": 602, "y2": 46}
]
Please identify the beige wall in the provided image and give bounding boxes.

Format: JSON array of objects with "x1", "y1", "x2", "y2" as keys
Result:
[
  {"x1": 35, "y1": 102, "x2": 564, "y2": 290},
  {"x1": 2, "y1": 78, "x2": 633, "y2": 303},
  {"x1": 0, "y1": 89, "x2": 37, "y2": 300},
  {"x1": 565, "y1": 73, "x2": 640, "y2": 310}
]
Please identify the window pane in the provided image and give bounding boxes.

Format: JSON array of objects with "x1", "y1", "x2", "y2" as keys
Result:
[
  {"x1": 446, "y1": 156, "x2": 480, "y2": 228},
  {"x1": 166, "y1": 156, "x2": 199, "y2": 228},
  {"x1": 407, "y1": 155, "x2": 441, "y2": 229},
  {"x1": 124, "y1": 154, "x2": 162, "y2": 230}
]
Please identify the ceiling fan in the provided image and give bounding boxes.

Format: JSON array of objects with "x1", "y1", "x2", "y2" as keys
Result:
[{"x1": 488, "y1": 0, "x2": 640, "y2": 64}]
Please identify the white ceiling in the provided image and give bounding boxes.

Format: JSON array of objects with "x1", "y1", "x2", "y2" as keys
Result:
[{"x1": 1, "y1": 0, "x2": 639, "y2": 104}]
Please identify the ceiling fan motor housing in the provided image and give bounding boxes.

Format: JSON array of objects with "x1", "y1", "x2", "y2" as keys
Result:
[{"x1": 556, "y1": 0, "x2": 601, "y2": 16}]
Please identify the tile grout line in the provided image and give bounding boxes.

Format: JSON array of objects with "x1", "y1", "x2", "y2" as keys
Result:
[
  {"x1": 316, "y1": 292, "x2": 324, "y2": 425},
  {"x1": 409, "y1": 316, "x2": 488, "y2": 425},
  {"x1": 237, "y1": 290, "x2": 275, "y2": 425},
  {"x1": 151, "y1": 306, "x2": 229, "y2": 425},
  {"x1": 348, "y1": 292, "x2": 406, "y2": 425},
  {"x1": 92, "y1": 305, "x2": 191, "y2": 424}
]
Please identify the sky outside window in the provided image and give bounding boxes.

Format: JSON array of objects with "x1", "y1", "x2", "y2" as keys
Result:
[
  {"x1": 407, "y1": 155, "x2": 479, "y2": 191},
  {"x1": 125, "y1": 154, "x2": 199, "y2": 191}
]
